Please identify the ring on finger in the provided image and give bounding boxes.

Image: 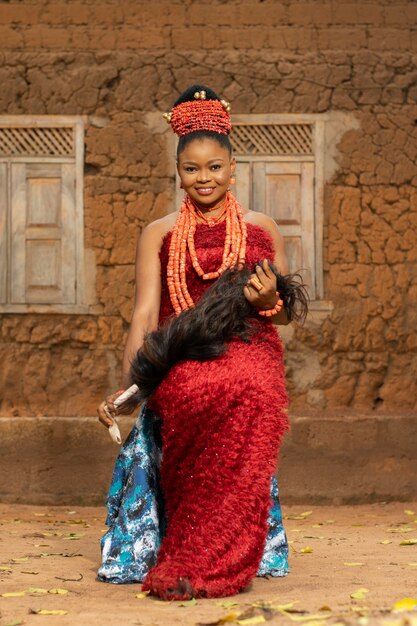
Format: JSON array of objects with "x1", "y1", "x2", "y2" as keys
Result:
[{"x1": 250, "y1": 277, "x2": 263, "y2": 291}]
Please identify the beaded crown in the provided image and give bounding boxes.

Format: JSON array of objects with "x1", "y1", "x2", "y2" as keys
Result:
[{"x1": 163, "y1": 89, "x2": 232, "y2": 136}]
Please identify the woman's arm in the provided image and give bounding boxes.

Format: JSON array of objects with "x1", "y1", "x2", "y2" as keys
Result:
[
  {"x1": 121, "y1": 220, "x2": 164, "y2": 387},
  {"x1": 97, "y1": 219, "x2": 167, "y2": 427},
  {"x1": 244, "y1": 213, "x2": 291, "y2": 325}
]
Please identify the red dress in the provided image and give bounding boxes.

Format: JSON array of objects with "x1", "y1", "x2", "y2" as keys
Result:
[{"x1": 142, "y1": 220, "x2": 289, "y2": 598}]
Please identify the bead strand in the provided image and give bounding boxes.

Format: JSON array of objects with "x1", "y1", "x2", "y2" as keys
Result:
[{"x1": 167, "y1": 191, "x2": 248, "y2": 315}]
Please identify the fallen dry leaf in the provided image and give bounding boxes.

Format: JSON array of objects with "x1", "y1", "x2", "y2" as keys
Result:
[
  {"x1": 237, "y1": 617, "x2": 266, "y2": 625},
  {"x1": 216, "y1": 600, "x2": 239, "y2": 609},
  {"x1": 392, "y1": 598, "x2": 417, "y2": 612},
  {"x1": 198, "y1": 613, "x2": 241, "y2": 626},
  {"x1": 64, "y1": 533, "x2": 84, "y2": 540},
  {"x1": 344, "y1": 562, "x2": 364, "y2": 566},
  {"x1": 178, "y1": 597, "x2": 197, "y2": 607},
  {"x1": 400, "y1": 538, "x2": 417, "y2": 546},
  {"x1": 0, "y1": 591, "x2": 26, "y2": 597},
  {"x1": 30, "y1": 609, "x2": 68, "y2": 615},
  {"x1": 279, "y1": 612, "x2": 331, "y2": 622},
  {"x1": 350, "y1": 588, "x2": 369, "y2": 600},
  {"x1": 300, "y1": 547, "x2": 313, "y2": 554}
]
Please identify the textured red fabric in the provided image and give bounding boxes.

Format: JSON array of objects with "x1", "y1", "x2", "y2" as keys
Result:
[{"x1": 142, "y1": 221, "x2": 290, "y2": 599}]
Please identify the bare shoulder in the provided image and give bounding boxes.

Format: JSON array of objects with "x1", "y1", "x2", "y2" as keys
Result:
[
  {"x1": 140, "y1": 212, "x2": 179, "y2": 245},
  {"x1": 243, "y1": 210, "x2": 283, "y2": 238}
]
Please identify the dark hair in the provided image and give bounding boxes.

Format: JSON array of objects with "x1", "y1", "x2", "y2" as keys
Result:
[
  {"x1": 123, "y1": 264, "x2": 309, "y2": 407},
  {"x1": 174, "y1": 84, "x2": 233, "y2": 159}
]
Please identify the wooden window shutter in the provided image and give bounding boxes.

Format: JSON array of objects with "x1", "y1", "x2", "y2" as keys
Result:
[
  {"x1": 0, "y1": 162, "x2": 7, "y2": 303},
  {"x1": 10, "y1": 162, "x2": 76, "y2": 304},
  {"x1": 252, "y1": 161, "x2": 315, "y2": 298}
]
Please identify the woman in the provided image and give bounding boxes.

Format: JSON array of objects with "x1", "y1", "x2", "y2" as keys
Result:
[{"x1": 97, "y1": 85, "x2": 294, "y2": 600}]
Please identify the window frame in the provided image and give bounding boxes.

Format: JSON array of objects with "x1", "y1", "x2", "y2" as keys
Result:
[
  {"x1": 174, "y1": 113, "x2": 332, "y2": 312},
  {"x1": 0, "y1": 115, "x2": 88, "y2": 314}
]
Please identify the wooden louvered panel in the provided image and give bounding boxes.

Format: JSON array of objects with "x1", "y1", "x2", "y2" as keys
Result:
[
  {"x1": 231, "y1": 123, "x2": 313, "y2": 156},
  {"x1": 0, "y1": 126, "x2": 74, "y2": 157}
]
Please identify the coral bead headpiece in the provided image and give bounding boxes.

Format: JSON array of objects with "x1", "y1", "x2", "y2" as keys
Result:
[{"x1": 163, "y1": 90, "x2": 232, "y2": 136}]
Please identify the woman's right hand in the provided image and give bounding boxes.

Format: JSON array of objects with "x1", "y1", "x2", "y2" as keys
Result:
[
  {"x1": 97, "y1": 391, "x2": 124, "y2": 429},
  {"x1": 97, "y1": 390, "x2": 141, "y2": 428}
]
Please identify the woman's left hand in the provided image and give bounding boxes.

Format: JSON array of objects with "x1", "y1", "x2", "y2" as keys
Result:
[{"x1": 243, "y1": 258, "x2": 279, "y2": 310}]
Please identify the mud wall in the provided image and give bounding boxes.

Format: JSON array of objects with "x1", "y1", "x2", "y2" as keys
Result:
[{"x1": 1, "y1": 0, "x2": 416, "y2": 416}]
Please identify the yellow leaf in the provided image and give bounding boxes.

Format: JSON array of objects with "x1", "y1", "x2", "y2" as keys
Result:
[
  {"x1": 407, "y1": 562, "x2": 417, "y2": 566},
  {"x1": 400, "y1": 538, "x2": 417, "y2": 546},
  {"x1": 27, "y1": 587, "x2": 48, "y2": 593},
  {"x1": 350, "y1": 588, "x2": 369, "y2": 600},
  {"x1": 0, "y1": 566, "x2": 12, "y2": 571},
  {"x1": 381, "y1": 540, "x2": 392, "y2": 545},
  {"x1": 1, "y1": 591, "x2": 26, "y2": 597},
  {"x1": 312, "y1": 524, "x2": 323, "y2": 528},
  {"x1": 33, "y1": 609, "x2": 68, "y2": 615},
  {"x1": 216, "y1": 600, "x2": 239, "y2": 608},
  {"x1": 301, "y1": 511, "x2": 313, "y2": 517},
  {"x1": 178, "y1": 597, "x2": 197, "y2": 607},
  {"x1": 392, "y1": 598, "x2": 417, "y2": 612},
  {"x1": 344, "y1": 562, "x2": 364, "y2": 566},
  {"x1": 300, "y1": 547, "x2": 313, "y2": 554},
  {"x1": 217, "y1": 614, "x2": 242, "y2": 624},
  {"x1": 134, "y1": 592, "x2": 148, "y2": 598},
  {"x1": 11, "y1": 557, "x2": 28, "y2": 563},
  {"x1": 351, "y1": 606, "x2": 370, "y2": 614},
  {"x1": 237, "y1": 617, "x2": 266, "y2": 626},
  {"x1": 48, "y1": 588, "x2": 69, "y2": 594},
  {"x1": 269, "y1": 602, "x2": 297, "y2": 610},
  {"x1": 404, "y1": 510, "x2": 416, "y2": 516},
  {"x1": 279, "y1": 613, "x2": 331, "y2": 622}
]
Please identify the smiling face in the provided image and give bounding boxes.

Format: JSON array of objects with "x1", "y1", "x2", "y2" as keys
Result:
[{"x1": 177, "y1": 137, "x2": 236, "y2": 210}]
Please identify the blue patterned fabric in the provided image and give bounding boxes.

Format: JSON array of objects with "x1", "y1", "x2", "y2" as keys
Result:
[{"x1": 97, "y1": 405, "x2": 290, "y2": 584}]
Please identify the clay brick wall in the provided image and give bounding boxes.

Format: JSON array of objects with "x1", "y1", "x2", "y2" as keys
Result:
[{"x1": 1, "y1": 0, "x2": 416, "y2": 416}]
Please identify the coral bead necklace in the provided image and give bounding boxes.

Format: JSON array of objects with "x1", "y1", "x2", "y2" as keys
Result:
[{"x1": 167, "y1": 191, "x2": 247, "y2": 315}]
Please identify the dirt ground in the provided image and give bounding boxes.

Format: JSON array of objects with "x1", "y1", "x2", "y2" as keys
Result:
[{"x1": 1, "y1": 502, "x2": 417, "y2": 626}]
